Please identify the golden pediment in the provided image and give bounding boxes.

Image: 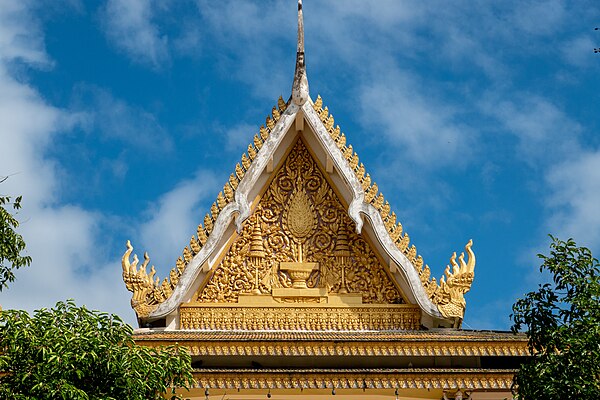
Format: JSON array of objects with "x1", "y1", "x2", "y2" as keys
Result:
[{"x1": 193, "y1": 138, "x2": 407, "y2": 306}]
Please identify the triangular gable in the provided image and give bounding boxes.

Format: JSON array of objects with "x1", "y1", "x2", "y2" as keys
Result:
[
  {"x1": 122, "y1": 95, "x2": 475, "y2": 328},
  {"x1": 194, "y1": 138, "x2": 407, "y2": 305}
]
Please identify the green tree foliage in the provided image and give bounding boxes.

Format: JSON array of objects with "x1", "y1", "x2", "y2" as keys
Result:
[
  {"x1": 511, "y1": 236, "x2": 600, "y2": 399},
  {"x1": 0, "y1": 300, "x2": 194, "y2": 399},
  {"x1": 0, "y1": 191, "x2": 31, "y2": 291}
]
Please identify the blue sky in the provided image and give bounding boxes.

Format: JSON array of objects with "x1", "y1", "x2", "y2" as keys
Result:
[{"x1": 1, "y1": 0, "x2": 599, "y2": 329}]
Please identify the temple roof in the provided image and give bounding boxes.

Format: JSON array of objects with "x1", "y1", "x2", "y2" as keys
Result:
[
  {"x1": 121, "y1": 0, "x2": 476, "y2": 329},
  {"x1": 135, "y1": 329, "x2": 526, "y2": 347},
  {"x1": 134, "y1": 328, "x2": 527, "y2": 392}
]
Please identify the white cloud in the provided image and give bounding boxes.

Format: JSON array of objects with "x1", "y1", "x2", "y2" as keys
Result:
[
  {"x1": 100, "y1": 0, "x2": 169, "y2": 68},
  {"x1": 0, "y1": 2, "x2": 218, "y2": 324},
  {"x1": 194, "y1": 0, "x2": 293, "y2": 98},
  {"x1": 481, "y1": 94, "x2": 582, "y2": 165},
  {"x1": 136, "y1": 170, "x2": 218, "y2": 275},
  {"x1": 545, "y1": 151, "x2": 600, "y2": 251},
  {"x1": 0, "y1": 0, "x2": 49, "y2": 66},
  {"x1": 71, "y1": 85, "x2": 173, "y2": 153},
  {"x1": 359, "y1": 66, "x2": 472, "y2": 168},
  {"x1": 561, "y1": 35, "x2": 596, "y2": 68},
  {"x1": 223, "y1": 122, "x2": 256, "y2": 151},
  {"x1": 511, "y1": 0, "x2": 566, "y2": 36},
  {"x1": 0, "y1": 2, "x2": 132, "y2": 323}
]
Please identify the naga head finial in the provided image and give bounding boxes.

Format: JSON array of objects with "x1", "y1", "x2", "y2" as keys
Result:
[
  {"x1": 292, "y1": 0, "x2": 309, "y2": 105},
  {"x1": 121, "y1": 240, "x2": 160, "y2": 318},
  {"x1": 434, "y1": 239, "x2": 477, "y2": 321}
]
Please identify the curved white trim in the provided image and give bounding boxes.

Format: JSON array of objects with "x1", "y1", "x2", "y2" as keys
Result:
[
  {"x1": 149, "y1": 104, "x2": 299, "y2": 318},
  {"x1": 301, "y1": 101, "x2": 443, "y2": 319},
  {"x1": 149, "y1": 99, "x2": 444, "y2": 322}
]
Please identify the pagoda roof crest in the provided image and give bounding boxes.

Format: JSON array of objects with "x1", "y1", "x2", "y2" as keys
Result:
[
  {"x1": 120, "y1": 1, "x2": 476, "y2": 329},
  {"x1": 122, "y1": 95, "x2": 475, "y2": 327}
]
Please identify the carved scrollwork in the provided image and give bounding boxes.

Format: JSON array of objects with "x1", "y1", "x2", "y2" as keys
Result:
[
  {"x1": 414, "y1": 240, "x2": 476, "y2": 319},
  {"x1": 197, "y1": 140, "x2": 404, "y2": 305},
  {"x1": 180, "y1": 305, "x2": 421, "y2": 331}
]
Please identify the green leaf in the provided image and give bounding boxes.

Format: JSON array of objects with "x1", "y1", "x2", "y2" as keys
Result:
[
  {"x1": 0, "y1": 300, "x2": 193, "y2": 399},
  {"x1": 511, "y1": 236, "x2": 600, "y2": 400}
]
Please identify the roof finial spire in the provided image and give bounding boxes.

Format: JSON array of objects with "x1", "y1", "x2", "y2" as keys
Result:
[{"x1": 292, "y1": 0, "x2": 309, "y2": 105}]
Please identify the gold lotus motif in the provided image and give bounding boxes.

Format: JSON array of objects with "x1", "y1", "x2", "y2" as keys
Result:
[{"x1": 286, "y1": 189, "x2": 315, "y2": 241}]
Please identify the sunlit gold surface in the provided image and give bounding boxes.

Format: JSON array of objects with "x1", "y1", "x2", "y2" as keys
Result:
[
  {"x1": 180, "y1": 304, "x2": 420, "y2": 331},
  {"x1": 195, "y1": 139, "x2": 404, "y2": 306}
]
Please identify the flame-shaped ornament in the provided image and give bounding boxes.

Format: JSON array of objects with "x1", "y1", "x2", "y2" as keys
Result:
[{"x1": 286, "y1": 189, "x2": 316, "y2": 241}]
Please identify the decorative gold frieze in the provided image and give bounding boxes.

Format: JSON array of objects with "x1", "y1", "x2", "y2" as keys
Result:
[
  {"x1": 144, "y1": 339, "x2": 528, "y2": 358},
  {"x1": 188, "y1": 369, "x2": 516, "y2": 391},
  {"x1": 180, "y1": 304, "x2": 421, "y2": 331},
  {"x1": 195, "y1": 139, "x2": 405, "y2": 306}
]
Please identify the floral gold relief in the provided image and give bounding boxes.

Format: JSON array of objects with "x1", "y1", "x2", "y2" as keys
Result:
[{"x1": 195, "y1": 139, "x2": 405, "y2": 306}]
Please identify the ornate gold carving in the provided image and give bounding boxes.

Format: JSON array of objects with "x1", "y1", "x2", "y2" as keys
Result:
[
  {"x1": 325, "y1": 114, "x2": 334, "y2": 131},
  {"x1": 138, "y1": 336, "x2": 528, "y2": 358},
  {"x1": 122, "y1": 241, "x2": 157, "y2": 317},
  {"x1": 223, "y1": 182, "x2": 234, "y2": 202},
  {"x1": 343, "y1": 144, "x2": 353, "y2": 160},
  {"x1": 266, "y1": 116, "x2": 275, "y2": 130},
  {"x1": 196, "y1": 140, "x2": 404, "y2": 306},
  {"x1": 319, "y1": 106, "x2": 329, "y2": 122},
  {"x1": 253, "y1": 134, "x2": 263, "y2": 150},
  {"x1": 336, "y1": 133, "x2": 346, "y2": 148},
  {"x1": 361, "y1": 173, "x2": 371, "y2": 191},
  {"x1": 189, "y1": 370, "x2": 516, "y2": 391},
  {"x1": 279, "y1": 262, "x2": 318, "y2": 289},
  {"x1": 313, "y1": 97, "x2": 479, "y2": 322},
  {"x1": 271, "y1": 106, "x2": 280, "y2": 122},
  {"x1": 183, "y1": 246, "x2": 193, "y2": 263},
  {"x1": 412, "y1": 241, "x2": 477, "y2": 320},
  {"x1": 197, "y1": 224, "x2": 208, "y2": 245},
  {"x1": 284, "y1": 185, "x2": 317, "y2": 263},
  {"x1": 429, "y1": 240, "x2": 476, "y2": 319},
  {"x1": 286, "y1": 189, "x2": 316, "y2": 240},
  {"x1": 235, "y1": 163, "x2": 245, "y2": 181},
  {"x1": 349, "y1": 152, "x2": 359, "y2": 170},
  {"x1": 229, "y1": 173, "x2": 239, "y2": 190},
  {"x1": 313, "y1": 96, "x2": 434, "y2": 289},
  {"x1": 372, "y1": 192, "x2": 385, "y2": 210},
  {"x1": 217, "y1": 191, "x2": 227, "y2": 209},
  {"x1": 248, "y1": 216, "x2": 265, "y2": 294},
  {"x1": 122, "y1": 240, "x2": 189, "y2": 317},
  {"x1": 180, "y1": 305, "x2": 420, "y2": 331},
  {"x1": 260, "y1": 125, "x2": 269, "y2": 141},
  {"x1": 313, "y1": 94, "x2": 323, "y2": 110},
  {"x1": 247, "y1": 144, "x2": 257, "y2": 160},
  {"x1": 356, "y1": 163, "x2": 365, "y2": 181},
  {"x1": 331, "y1": 125, "x2": 340, "y2": 140},
  {"x1": 365, "y1": 182, "x2": 378, "y2": 203},
  {"x1": 241, "y1": 153, "x2": 251, "y2": 170},
  {"x1": 203, "y1": 213, "x2": 214, "y2": 233},
  {"x1": 190, "y1": 236, "x2": 200, "y2": 254},
  {"x1": 335, "y1": 227, "x2": 350, "y2": 293},
  {"x1": 277, "y1": 95, "x2": 287, "y2": 113}
]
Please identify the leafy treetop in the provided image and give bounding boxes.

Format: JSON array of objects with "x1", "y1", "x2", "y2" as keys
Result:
[
  {"x1": 0, "y1": 300, "x2": 194, "y2": 400},
  {"x1": 511, "y1": 236, "x2": 600, "y2": 400},
  {"x1": 0, "y1": 180, "x2": 31, "y2": 291}
]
